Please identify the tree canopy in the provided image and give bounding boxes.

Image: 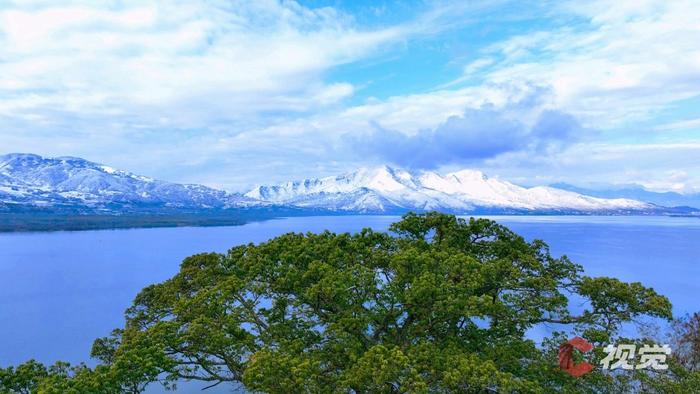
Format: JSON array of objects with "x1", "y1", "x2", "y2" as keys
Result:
[{"x1": 2, "y1": 212, "x2": 696, "y2": 393}]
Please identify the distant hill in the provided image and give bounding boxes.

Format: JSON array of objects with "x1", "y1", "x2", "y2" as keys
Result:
[
  {"x1": 246, "y1": 165, "x2": 694, "y2": 215},
  {"x1": 551, "y1": 183, "x2": 700, "y2": 210},
  {"x1": 0, "y1": 153, "x2": 259, "y2": 214},
  {"x1": 2, "y1": 153, "x2": 697, "y2": 219}
]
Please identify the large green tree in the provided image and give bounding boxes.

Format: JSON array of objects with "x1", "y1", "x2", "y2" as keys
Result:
[{"x1": 2, "y1": 213, "x2": 690, "y2": 393}]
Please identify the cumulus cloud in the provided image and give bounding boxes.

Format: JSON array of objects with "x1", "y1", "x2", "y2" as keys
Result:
[{"x1": 345, "y1": 103, "x2": 582, "y2": 169}]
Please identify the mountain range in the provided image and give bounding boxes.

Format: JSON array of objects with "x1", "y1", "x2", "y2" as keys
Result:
[
  {"x1": 1, "y1": 153, "x2": 697, "y2": 216},
  {"x1": 245, "y1": 166, "x2": 662, "y2": 214},
  {"x1": 0, "y1": 153, "x2": 257, "y2": 214},
  {"x1": 550, "y1": 182, "x2": 700, "y2": 209}
]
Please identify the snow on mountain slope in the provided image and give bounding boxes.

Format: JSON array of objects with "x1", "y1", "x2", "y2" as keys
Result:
[
  {"x1": 0, "y1": 154, "x2": 667, "y2": 215},
  {"x1": 419, "y1": 169, "x2": 647, "y2": 210},
  {"x1": 0, "y1": 153, "x2": 256, "y2": 210},
  {"x1": 246, "y1": 166, "x2": 652, "y2": 213}
]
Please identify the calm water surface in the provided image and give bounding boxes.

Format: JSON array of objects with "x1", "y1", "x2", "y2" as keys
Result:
[{"x1": 1, "y1": 215, "x2": 699, "y2": 389}]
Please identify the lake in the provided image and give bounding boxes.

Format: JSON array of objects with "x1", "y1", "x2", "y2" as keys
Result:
[{"x1": 1, "y1": 215, "x2": 699, "y2": 391}]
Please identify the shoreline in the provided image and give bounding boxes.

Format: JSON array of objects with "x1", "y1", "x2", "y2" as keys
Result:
[{"x1": 1, "y1": 211, "x2": 699, "y2": 233}]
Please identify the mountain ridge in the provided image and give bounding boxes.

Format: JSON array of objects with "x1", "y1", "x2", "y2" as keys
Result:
[
  {"x1": 1, "y1": 153, "x2": 697, "y2": 216},
  {"x1": 550, "y1": 182, "x2": 700, "y2": 209},
  {"x1": 245, "y1": 165, "x2": 666, "y2": 214},
  {"x1": 0, "y1": 153, "x2": 258, "y2": 213}
]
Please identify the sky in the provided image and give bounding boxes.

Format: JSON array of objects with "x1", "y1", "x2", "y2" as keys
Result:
[{"x1": 1, "y1": 0, "x2": 699, "y2": 193}]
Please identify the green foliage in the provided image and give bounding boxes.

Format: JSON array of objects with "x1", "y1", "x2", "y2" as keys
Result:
[
  {"x1": 0, "y1": 361, "x2": 123, "y2": 394},
  {"x1": 0, "y1": 212, "x2": 691, "y2": 393},
  {"x1": 0, "y1": 360, "x2": 47, "y2": 394}
]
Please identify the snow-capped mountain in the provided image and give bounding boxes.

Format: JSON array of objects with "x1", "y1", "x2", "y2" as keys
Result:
[
  {"x1": 551, "y1": 182, "x2": 700, "y2": 209},
  {"x1": 1, "y1": 154, "x2": 692, "y2": 216},
  {"x1": 0, "y1": 153, "x2": 256, "y2": 212},
  {"x1": 246, "y1": 166, "x2": 660, "y2": 214}
]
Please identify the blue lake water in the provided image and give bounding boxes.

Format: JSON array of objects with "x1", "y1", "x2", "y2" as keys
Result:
[{"x1": 1, "y1": 215, "x2": 699, "y2": 391}]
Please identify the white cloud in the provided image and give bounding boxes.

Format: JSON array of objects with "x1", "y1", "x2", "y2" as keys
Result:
[
  {"x1": 0, "y1": 0, "x2": 410, "y2": 127},
  {"x1": 1, "y1": 0, "x2": 699, "y2": 193},
  {"x1": 461, "y1": 0, "x2": 700, "y2": 127},
  {"x1": 478, "y1": 142, "x2": 700, "y2": 194},
  {"x1": 654, "y1": 118, "x2": 700, "y2": 131},
  {"x1": 227, "y1": 0, "x2": 700, "y2": 163},
  {"x1": 1, "y1": 0, "x2": 494, "y2": 188}
]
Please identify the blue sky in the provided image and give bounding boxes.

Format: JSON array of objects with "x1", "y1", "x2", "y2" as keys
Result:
[{"x1": 1, "y1": 0, "x2": 699, "y2": 193}]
